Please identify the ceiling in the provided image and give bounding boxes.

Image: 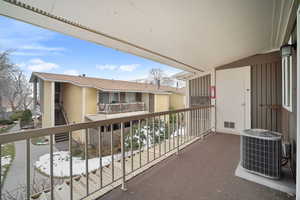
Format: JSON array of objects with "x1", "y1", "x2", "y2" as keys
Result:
[{"x1": 0, "y1": 0, "x2": 295, "y2": 72}]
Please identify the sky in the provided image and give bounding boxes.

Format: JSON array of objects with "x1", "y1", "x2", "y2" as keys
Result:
[{"x1": 0, "y1": 16, "x2": 182, "y2": 81}]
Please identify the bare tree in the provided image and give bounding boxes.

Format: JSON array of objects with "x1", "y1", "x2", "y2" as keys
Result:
[
  {"x1": 0, "y1": 51, "x2": 32, "y2": 112},
  {"x1": 148, "y1": 68, "x2": 165, "y2": 83},
  {"x1": 1, "y1": 171, "x2": 64, "y2": 200}
]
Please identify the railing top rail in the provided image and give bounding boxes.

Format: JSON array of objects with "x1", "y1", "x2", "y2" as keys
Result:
[
  {"x1": 98, "y1": 102, "x2": 145, "y2": 105},
  {"x1": 0, "y1": 105, "x2": 213, "y2": 144}
]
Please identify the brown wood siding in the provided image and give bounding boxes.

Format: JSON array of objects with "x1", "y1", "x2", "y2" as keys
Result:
[
  {"x1": 189, "y1": 75, "x2": 211, "y2": 136},
  {"x1": 189, "y1": 75, "x2": 211, "y2": 106},
  {"x1": 251, "y1": 61, "x2": 282, "y2": 133}
]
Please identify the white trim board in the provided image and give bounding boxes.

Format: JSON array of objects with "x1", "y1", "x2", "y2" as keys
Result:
[{"x1": 235, "y1": 163, "x2": 296, "y2": 196}]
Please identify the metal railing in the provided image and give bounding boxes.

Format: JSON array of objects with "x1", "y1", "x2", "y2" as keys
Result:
[
  {"x1": 0, "y1": 105, "x2": 213, "y2": 200},
  {"x1": 98, "y1": 102, "x2": 145, "y2": 114}
]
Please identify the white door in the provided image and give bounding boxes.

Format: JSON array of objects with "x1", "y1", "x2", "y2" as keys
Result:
[{"x1": 216, "y1": 66, "x2": 251, "y2": 134}]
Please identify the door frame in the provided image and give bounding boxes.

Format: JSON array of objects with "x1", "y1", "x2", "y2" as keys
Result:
[{"x1": 215, "y1": 66, "x2": 251, "y2": 135}]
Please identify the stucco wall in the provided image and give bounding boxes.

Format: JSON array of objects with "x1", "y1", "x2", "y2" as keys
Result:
[
  {"x1": 154, "y1": 94, "x2": 170, "y2": 112},
  {"x1": 170, "y1": 93, "x2": 185, "y2": 110},
  {"x1": 62, "y1": 83, "x2": 84, "y2": 142},
  {"x1": 85, "y1": 87, "x2": 97, "y2": 115},
  {"x1": 42, "y1": 81, "x2": 54, "y2": 128},
  {"x1": 142, "y1": 93, "x2": 149, "y2": 111}
]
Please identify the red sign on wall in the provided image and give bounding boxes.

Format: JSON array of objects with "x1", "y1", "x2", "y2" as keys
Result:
[{"x1": 210, "y1": 86, "x2": 216, "y2": 99}]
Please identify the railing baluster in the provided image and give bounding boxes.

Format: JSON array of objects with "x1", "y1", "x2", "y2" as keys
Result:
[
  {"x1": 199, "y1": 109, "x2": 201, "y2": 136},
  {"x1": 130, "y1": 121, "x2": 133, "y2": 172},
  {"x1": 180, "y1": 112, "x2": 183, "y2": 145},
  {"x1": 146, "y1": 118, "x2": 149, "y2": 163},
  {"x1": 164, "y1": 114, "x2": 166, "y2": 155},
  {"x1": 204, "y1": 108, "x2": 206, "y2": 134},
  {"x1": 138, "y1": 120, "x2": 142, "y2": 168},
  {"x1": 168, "y1": 114, "x2": 171, "y2": 152},
  {"x1": 158, "y1": 116, "x2": 161, "y2": 157},
  {"x1": 111, "y1": 125, "x2": 114, "y2": 181},
  {"x1": 152, "y1": 117, "x2": 156, "y2": 160},
  {"x1": 200, "y1": 109, "x2": 202, "y2": 136},
  {"x1": 177, "y1": 113, "x2": 180, "y2": 154},
  {"x1": 85, "y1": 129, "x2": 89, "y2": 196},
  {"x1": 190, "y1": 110, "x2": 193, "y2": 138},
  {"x1": 0, "y1": 144, "x2": 2, "y2": 200},
  {"x1": 120, "y1": 122, "x2": 127, "y2": 191},
  {"x1": 26, "y1": 138, "x2": 30, "y2": 200},
  {"x1": 173, "y1": 114, "x2": 175, "y2": 150},
  {"x1": 69, "y1": 131, "x2": 73, "y2": 200},
  {"x1": 50, "y1": 135, "x2": 54, "y2": 200},
  {"x1": 98, "y1": 127, "x2": 103, "y2": 188},
  {"x1": 184, "y1": 111, "x2": 187, "y2": 143}
]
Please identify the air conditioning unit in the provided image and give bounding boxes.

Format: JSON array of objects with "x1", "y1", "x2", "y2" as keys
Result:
[{"x1": 240, "y1": 129, "x2": 282, "y2": 179}]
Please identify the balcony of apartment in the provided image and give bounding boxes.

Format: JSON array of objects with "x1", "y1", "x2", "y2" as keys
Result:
[
  {"x1": 0, "y1": 105, "x2": 295, "y2": 200},
  {"x1": 97, "y1": 102, "x2": 146, "y2": 114}
]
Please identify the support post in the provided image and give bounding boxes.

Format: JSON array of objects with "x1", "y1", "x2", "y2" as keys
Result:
[{"x1": 120, "y1": 122, "x2": 127, "y2": 191}]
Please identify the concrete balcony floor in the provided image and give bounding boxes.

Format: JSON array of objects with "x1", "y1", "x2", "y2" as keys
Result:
[{"x1": 99, "y1": 133, "x2": 294, "y2": 200}]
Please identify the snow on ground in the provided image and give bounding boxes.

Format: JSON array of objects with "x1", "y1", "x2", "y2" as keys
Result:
[
  {"x1": 1, "y1": 155, "x2": 12, "y2": 180},
  {"x1": 171, "y1": 127, "x2": 185, "y2": 137},
  {"x1": 35, "y1": 125, "x2": 187, "y2": 178},
  {"x1": 35, "y1": 151, "x2": 132, "y2": 178},
  {"x1": 1, "y1": 156, "x2": 12, "y2": 167}
]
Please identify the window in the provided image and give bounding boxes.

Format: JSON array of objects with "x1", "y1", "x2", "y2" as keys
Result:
[
  {"x1": 99, "y1": 92, "x2": 109, "y2": 104},
  {"x1": 282, "y1": 45, "x2": 293, "y2": 112}
]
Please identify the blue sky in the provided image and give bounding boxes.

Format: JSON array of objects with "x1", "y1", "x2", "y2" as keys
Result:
[{"x1": 0, "y1": 16, "x2": 182, "y2": 81}]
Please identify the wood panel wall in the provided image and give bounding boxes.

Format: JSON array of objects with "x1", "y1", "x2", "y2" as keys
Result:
[{"x1": 251, "y1": 61, "x2": 282, "y2": 133}]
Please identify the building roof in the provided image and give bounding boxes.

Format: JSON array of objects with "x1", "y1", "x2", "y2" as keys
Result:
[{"x1": 30, "y1": 72, "x2": 185, "y2": 94}]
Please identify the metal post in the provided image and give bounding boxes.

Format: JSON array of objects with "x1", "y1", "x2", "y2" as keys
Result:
[
  {"x1": 199, "y1": 109, "x2": 202, "y2": 137},
  {"x1": 120, "y1": 122, "x2": 127, "y2": 191},
  {"x1": 69, "y1": 132, "x2": 73, "y2": 200},
  {"x1": 152, "y1": 117, "x2": 156, "y2": 159},
  {"x1": 177, "y1": 113, "x2": 180, "y2": 155},
  {"x1": 85, "y1": 129, "x2": 89, "y2": 196},
  {"x1": 50, "y1": 135, "x2": 54, "y2": 200},
  {"x1": 164, "y1": 115, "x2": 166, "y2": 155},
  {"x1": 168, "y1": 114, "x2": 171, "y2": 152},
  {"x1": 26, "y1": 139, "x2": 30, "y2": 200},
  {"x1": 111, "y1": 125, "x2": 114, "y2": 181},
  {"x1": 130, "y1": 121, "x2": 133, "y2": 172},
  {"x1": 195, "y1": 109, "x2": 198, "y2": 137},
  {"x1": 158, "y1": 116, "x2": 161, "y2": 157},
  {"x1": 0, "y1": 144, "x2": 2, "y2": 200},
  {"x1": 173, "y1": 114, "x2": 175, "y2": 150},
  {"x1": 138, "y1": 120, "x2": 142, "y2": 168},
  {"x1": 98, "y1": 127, "x2": 103, "y2": 187},
  {"x1": 146, "y1": 118, "x2": 149, "y2": 163}
]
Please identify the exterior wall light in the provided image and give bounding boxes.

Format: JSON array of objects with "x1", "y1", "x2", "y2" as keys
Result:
[{"x1": 280, "y1": 44, "x2": 294, "y2": 57}]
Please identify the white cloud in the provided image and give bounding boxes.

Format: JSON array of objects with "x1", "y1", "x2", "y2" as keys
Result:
[
  {"x1": 12, "y1": 51, "x2": 45, "y2": 56},
  {"x1": 96, "y1": 64, "x2": 118, "y2": 70},
  {"x1": 27, "y1": 58, "x2": 59, "y2": 72},
  {"x1": 119, "y1": 64, "x2": 139, "y2": 72},
  {"x1": 20, "y1": 44, "x2": 65, "y2": 52},
  {"x1": 63, "y1": 69, "x2": 80, "y2": 76},
  {"x1": 96, "y1": 64, "x2": 139, "y2": 72}
]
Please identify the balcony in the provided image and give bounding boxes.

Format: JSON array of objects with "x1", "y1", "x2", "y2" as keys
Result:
[
  {"x1": 100, "y1": 133, "x2": 292, "y2": 200},
  {"x1": 0, "y1": 105, "x2": 293, "y2": 200},
  {"x1": 98, "y1": 102, "x2": 146, "y2": 114},
  {"x1": 0, "y1": 106, "x2": 213, "y2": 200}
]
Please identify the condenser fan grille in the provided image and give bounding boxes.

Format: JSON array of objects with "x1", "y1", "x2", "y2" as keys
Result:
[{"x1": 240, "y1": 129, "x2": 282, "y2": 179}]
